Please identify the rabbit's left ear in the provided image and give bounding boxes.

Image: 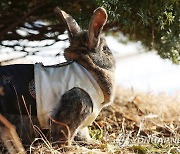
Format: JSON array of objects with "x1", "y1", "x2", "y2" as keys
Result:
[
  {"x1": 54, "y1": 7, "x2": 82, "y2": 42},
  {"x1": 88, "y1": 7, "x2": 107, "y2": 49}
]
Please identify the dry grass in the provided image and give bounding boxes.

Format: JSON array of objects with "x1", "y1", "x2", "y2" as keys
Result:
[{"x1": 1, "y1": 86, "x2": 180, "y2": 153}]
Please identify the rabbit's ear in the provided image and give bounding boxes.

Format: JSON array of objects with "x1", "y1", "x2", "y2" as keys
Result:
[
  {"x1": 54, "y1": 7, "x2": 82, "y2": 41},
  {"x1": 88, "y1": 7, "x2": 107, "y2": 49}
]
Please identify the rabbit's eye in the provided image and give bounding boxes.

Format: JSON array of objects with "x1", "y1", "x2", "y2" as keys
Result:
[
  {"x1": 103, "y1": 46, "x2": 108, "y2": 50},
  {"x1": 103, "y1": 46, "x2": 110, "y2": 51}
]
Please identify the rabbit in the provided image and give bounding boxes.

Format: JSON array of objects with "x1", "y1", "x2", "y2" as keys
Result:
[{"x1": 0, "y1": 7, "x2": 116, "y2": 146}]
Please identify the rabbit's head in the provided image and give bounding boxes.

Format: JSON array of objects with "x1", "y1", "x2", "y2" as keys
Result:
[{"x1": 54, "y1": 7, "x2": 115, "y2": 72}]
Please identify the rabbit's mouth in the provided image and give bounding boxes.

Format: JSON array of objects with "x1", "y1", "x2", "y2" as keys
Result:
[{"x1": 63, "y1": 48, "x2": 79, "y2": 61}]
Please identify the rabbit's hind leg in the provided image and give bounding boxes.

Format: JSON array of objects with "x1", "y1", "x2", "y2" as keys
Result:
[{"x1": 52, "y1": 87, "x2": 93, "y2": 145}]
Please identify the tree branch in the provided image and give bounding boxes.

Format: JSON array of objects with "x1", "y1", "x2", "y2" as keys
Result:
[{"x1": 0, "y1": 0, "x2": 51, "y2": 40}]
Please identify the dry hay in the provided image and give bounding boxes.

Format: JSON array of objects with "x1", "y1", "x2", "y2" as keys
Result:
[{"x1": 1, "y1": 86, "x2": 180, "y2": 153}]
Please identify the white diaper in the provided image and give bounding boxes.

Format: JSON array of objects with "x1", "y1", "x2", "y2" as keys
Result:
[{"x1": 34, "y1": 61, "x2": 104, "y2": 129}]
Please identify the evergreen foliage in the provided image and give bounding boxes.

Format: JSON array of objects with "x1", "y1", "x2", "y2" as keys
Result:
[{"x1": 0, "y1": 0, "x2": 179, "y2": 63}]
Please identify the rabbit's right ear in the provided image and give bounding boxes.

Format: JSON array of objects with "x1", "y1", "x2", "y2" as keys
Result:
[
  {"x1": 54, "y1": 7, "x2": 82, "y2": 42},
  {"x1": 88, "y1": 7, "x2": 107, "y2": 49}
]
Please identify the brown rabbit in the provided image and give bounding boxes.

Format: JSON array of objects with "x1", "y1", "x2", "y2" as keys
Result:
[
  {"x1": 51, "y1": 7, "x2": 116, "y2": 144},
  {"x1": 0, "y1": 7, "x2": 116, "y2": 145}
]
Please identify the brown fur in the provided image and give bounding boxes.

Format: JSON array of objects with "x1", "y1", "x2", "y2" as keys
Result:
[{"x1": 55, "y1": 7, "x2": 116, "y2": 103}]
